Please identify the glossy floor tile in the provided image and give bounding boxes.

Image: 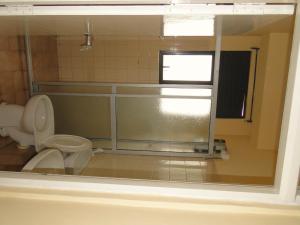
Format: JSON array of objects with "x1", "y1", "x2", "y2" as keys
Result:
[
  {"x1": 81, "y1": 153, "x2": 273, "y2": 185},
  {"x1": 82, "y1": 135, "x2": 276, "y2": 185}
]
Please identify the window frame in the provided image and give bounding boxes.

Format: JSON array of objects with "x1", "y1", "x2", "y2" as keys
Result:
[
  {"x1": 0, "y1": 3, "x2": 299, "y2": 206},
  {"x1": 159, "y1": 50, "x2": 215, "y2": 85}
]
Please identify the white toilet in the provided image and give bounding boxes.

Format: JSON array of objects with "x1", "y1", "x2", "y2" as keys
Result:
[{"x1": 0, "y1": 95, "x2": 93, "y2": 175}]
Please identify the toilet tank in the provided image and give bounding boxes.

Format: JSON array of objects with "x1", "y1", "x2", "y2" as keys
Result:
[{"x1": 0, "y1": 103, "x2": 24, "y2": 127}]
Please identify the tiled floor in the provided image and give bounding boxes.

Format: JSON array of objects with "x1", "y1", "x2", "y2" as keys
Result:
[
  {"x1": 82, "y1": 135, "x2": 276, "y2": 185},
  {"x1": 81, "y1": 154, "x2": 213, "y2": 182},
  {"x1": 81, "y1": 153, "x2": 273, "y2": 185}
]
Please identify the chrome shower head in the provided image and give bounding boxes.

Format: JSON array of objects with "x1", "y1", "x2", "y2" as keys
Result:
[{"x1": 80, "y1": 20, "x2": 93, "y2": 51}]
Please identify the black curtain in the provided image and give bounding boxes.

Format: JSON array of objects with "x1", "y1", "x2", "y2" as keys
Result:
[{"x1": 216, "y1": 51, "x2": 251, "y2": 118}]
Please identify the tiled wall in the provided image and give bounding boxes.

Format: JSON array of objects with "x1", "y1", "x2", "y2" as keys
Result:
[
  {"x1": 31, "y1": 36, "x2": 59, "y2": 82},
  {"x1": 0, "y1": 36, "x2": 28, "y2": 105},
  {"x1": 0, "y1": 35, "x2": 59, "y2": 104},
  {"x1": 57, "y1": 37, "x2": 216, "y2": 83}
]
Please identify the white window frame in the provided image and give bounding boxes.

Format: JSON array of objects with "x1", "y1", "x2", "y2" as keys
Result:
[{"x1": 0, "y1": 2, "x2": 299, "y2": 205}]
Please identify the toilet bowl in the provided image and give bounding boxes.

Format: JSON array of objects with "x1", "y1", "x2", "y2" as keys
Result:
[
  {"x1": 0, "y1": 95, "x2": 93, "y2": 174},
  {"x1": 22, "y1": 149, "x2": 65, "y2": 174}
]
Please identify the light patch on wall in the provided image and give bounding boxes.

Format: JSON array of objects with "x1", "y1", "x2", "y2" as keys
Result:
[{"x1": 163, "y1": 16, "x2": 215, "y2": 36}]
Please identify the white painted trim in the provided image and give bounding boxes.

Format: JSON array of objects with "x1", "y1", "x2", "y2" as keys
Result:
[
  {"x1": 274, "y1": 2, "x2": 300, "y2": 203},
  {"x1": 0, "y1": 4, "x2": 294, "y2": 16},
  {"x1": 0, "y1": 0, "x2": 297, "y2": 5},
  {"x1": 0, "y1": 171, "x2": 292, "y2": 205}
]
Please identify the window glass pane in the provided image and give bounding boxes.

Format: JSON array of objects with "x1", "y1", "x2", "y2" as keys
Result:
[{"x1": 162, "y1": 54, "x2": 213, "y2": 82}]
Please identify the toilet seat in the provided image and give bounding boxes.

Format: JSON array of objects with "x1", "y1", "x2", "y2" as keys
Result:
[{"x1": 44, "y1": 134, "x2": 92, "y2": 153}]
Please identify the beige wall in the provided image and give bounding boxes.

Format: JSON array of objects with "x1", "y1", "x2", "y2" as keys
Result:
[
  {"x1": 31, "y1": 36, "x2": 59, "y2": 82},
  {"x1": 250, "y1": 33, "x2": 291, "y2": 150},
  {"x1": 0, "y1": 187, "x2": 300, "y2": 225},
  {"x1": 255, "y1": 33, "x2": 290, "y2": 150},
  {"x1": 0, "y1": 36, "x2": 28, "y2": 105}
]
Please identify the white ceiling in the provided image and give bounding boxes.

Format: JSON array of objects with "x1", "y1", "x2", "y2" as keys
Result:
[{"x1": 0, "y1": 15, "x2": 293, "y2": 37}]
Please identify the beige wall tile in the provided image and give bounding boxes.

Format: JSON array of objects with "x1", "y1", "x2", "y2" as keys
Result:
[
  {"x1": 31, "y1": 36, "x2": 59, "y2": 82},
  {"x1": 0, "y1": 37, "x2": 9, "y2": 51},
  {"x1": 94, "y1": 57, "x2": 105, "y2": 68},
  {"x1": 0, "y1": 36, "x2": 28, "y2": 105}
]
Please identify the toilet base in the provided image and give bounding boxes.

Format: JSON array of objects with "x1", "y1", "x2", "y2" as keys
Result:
[{"x1": 64, "y1": 149, "x2": 93, "y2": 175}]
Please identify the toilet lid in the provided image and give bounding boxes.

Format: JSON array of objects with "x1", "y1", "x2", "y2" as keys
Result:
[
  {"x1": 44, "y1": 134, "x2": 92, "y2": 153},
  {"x1": 22, "y1": 95, "x2": 55, "y2": 152}
]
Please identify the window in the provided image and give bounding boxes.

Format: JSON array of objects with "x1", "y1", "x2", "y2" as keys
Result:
[
  {"x1": 159, "y1": 51, "x2": 214, "y2": 84},
  {"x1": 159, "y1": 51, "x2": 251, "y2": 119}
]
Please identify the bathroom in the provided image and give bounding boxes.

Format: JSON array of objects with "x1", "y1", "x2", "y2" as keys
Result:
[{"x1": 0, "y1": 9, "x2": 295, "y2": 186}]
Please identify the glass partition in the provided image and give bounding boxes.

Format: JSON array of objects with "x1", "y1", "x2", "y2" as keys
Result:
[
  {"x1": 116, "y1": 95, "x2": 211, "y2": 152},
  {"x1": 49, "y1": 95, "x2": 112, "y2": 149}
]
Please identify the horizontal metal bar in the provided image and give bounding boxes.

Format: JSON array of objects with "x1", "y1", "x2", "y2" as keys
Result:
[
  {"x1": 116, "y1": 138, "x2": 208, "y2": 145},
  {"x1": 34, "y1": 81, "x2": 213, "y2": 89},
  {"x1": 34, "y1": 92, "x2": 212, "y2": 99},
  {"x1": 0, "y1": 4, "x2": 294, "y2": 16},
  {"x1": 35, "y1": 92, "x2": 112, "y2": 97},
  {"x1": 101, "y1": 149, "x2": 214, "y2": 158},
  {"x1": 116, "y1": 94, "x2": 211, "y2": 99}
]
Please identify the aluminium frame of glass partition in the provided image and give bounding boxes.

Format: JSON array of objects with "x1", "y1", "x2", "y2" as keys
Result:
[{"x1": 33, "y1": 82, "x2": 216, "y2": 157}]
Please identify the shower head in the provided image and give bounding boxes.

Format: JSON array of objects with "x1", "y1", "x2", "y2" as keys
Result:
[
  {"x1": 80, "y1": 20, "x2": 93, "y2": 51},
  {"x1": 80, "y1": 33, "x2": 93, "y2": 51}
]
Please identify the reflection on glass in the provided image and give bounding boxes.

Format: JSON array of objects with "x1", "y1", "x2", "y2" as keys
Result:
[
  {"x1": 160, "y1": 98, "x2": 211, "y2": 117},
  {"x1": 162, "y1": 54, "x2": 213, "y2": 82},
  {"x1": 160, "y1": 88, "x2": 211, "y2": 97}
]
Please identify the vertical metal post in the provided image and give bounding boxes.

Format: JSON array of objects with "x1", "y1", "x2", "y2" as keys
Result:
[
  {"x1": 24, "y1": 26, "x2": 34, "y2": 97},
  {"x1": 111, "y1": 85, "x2": 117, "y2": 151},
  {"x1": 208, "y1": 16, "x2": 223, "y2": 156}
]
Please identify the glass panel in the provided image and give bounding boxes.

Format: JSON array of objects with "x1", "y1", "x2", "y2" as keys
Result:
[
  {"x1": 162, "y1": 54, "x2": 213, "y2": 82},
  {"x1": 48, "y1": 95, "x2": 111, "y2": 148},
  {"x1": 116, "y1": 97, "x2": 211, "y2": 152}
]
